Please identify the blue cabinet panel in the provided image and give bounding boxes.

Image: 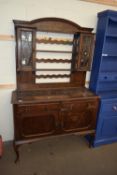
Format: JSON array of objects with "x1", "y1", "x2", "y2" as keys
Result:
[
  {"x1": 97, "y1": 82, "x2": 117, "y2": 92},
  {"x1": 89, "y1": 10, "x2": 117, "y2": 146},
  {"x1": 94, "y1": 116, "x2": 117, "y2": 146},
  {"x1": 98, "y1": 73, "x2": 117, "y2": 82},
  {"x1": 106, "y1": 17, "x2": 117, "y2": 35},
  {"x1": 103, "y1": 37, "x2": 117, "y2": 55},
  {"x1": 101, "y1": 100, "x2": 117, "y2": 115},
  {"x1": 100, "y1": 117, "x2": 117, "y2": 137},
  {"x1": 100, "y1": 56, "x2": 117, "y2": 72}
]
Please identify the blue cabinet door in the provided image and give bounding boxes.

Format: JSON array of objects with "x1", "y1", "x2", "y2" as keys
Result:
[
  {"x1": 94, "y1": 98, "x2": 117, "y2": 146},
  {"x1": 94, "y1": 116, "x2": 117, "y2": 146},
  {"x1": 97, "y1": 117, "x2": 117, "y2": 138}
]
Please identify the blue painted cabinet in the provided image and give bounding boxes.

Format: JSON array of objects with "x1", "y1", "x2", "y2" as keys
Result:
[{"x1": 89, "y1": 10, "x2": 117, "y2": 146}]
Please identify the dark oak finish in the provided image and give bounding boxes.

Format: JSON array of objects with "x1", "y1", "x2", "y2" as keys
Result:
[
  {"x1": 12, "y1": 17, "x2": 99, "y2": 162},
  {"x1": 13, "y1": 18, "x2": 93, "y2": 34},
  {"x1": 12, "y1": 88, "x2": 99, "y2": 139}
]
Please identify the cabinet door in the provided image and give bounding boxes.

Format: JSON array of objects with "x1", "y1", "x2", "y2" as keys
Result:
[
  {"x1": 15, "y1": 103, "x2": 59, "y2": 139},
  {"x1": 76, "y1": 33, "x2": 94, "y2": 71},
  {"x1": 60, "y1": 100, "x2": 98, "y2": 133},
  {"x1": 97, "y1": 117, "x2": 117, "y2": 139},
  {"x1": 17, "y1": 28, "x2": 35, "y2": 69}
]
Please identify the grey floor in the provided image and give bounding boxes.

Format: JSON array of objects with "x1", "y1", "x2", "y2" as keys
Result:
[{"x1": 0, "y1": 135, "x2": 117, "y2": 175}]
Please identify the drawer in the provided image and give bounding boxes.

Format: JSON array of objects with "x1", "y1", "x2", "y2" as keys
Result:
[
  {"x1": 98, "y1": 73, "x2": 117, "y2": 82},
  {"x1": 61, "y1": 100, "x2": 97, "y2": 112},
  {"x1": 101, "y1": 100, "x2": 117, "y2": 115},
  {"x1": 17, "y1": 103, "x2": 59, "y2": 115},
  {"x1": 97, "y1": 82, "x2": 117, "y2": 91}
]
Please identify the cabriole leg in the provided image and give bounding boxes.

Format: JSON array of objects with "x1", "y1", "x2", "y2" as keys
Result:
[{"x1": 13, "y1": 141, "x2": 20, "y2": 163}]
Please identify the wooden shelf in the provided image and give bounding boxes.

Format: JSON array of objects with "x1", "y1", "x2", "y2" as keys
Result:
[
  {"x1": 35, "y1": 58, "x2": 71, "y2": 63},
  {"x1": 106, "y1": 34, "x2": 117, "y2": 38},
  {"x1": 102, "y1": 54, "x2": 117, "y2": 57},
  {"x1": 35, "y1": 74, "x2": 70, "y2": 78},
  {"x1": 17, "y1": 68, "x2": 71, "y2": 72},
  {"x1": 36, "y1": 38, "x2": 73, "y2": 45},
  {"x1": 35, "y1": 50, "x2": 72, "y2": 53},
  {"x1": 35, "y1": 69, "x2": 71, "y2": 71}
]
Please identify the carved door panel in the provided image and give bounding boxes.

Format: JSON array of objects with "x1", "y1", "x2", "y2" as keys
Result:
[
  {"x1": 61, "y1": 101, "x2": 97, "y2": 133},
  {"x1": 76, "y1": 33, "x2": 94, "y2": 71},
  {"x1": 15, "y1": 103, "x2": 59, "y2": 139},
  {"x1": 17, "y1": 111, "x2": 58, "y2": 139}
]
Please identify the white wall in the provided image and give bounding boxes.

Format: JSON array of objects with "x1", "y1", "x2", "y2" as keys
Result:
[{"x1": 0, "y1": 0, "x2": 117, "y2": 141}]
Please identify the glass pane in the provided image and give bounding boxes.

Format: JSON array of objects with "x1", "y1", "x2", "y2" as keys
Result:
[
  {"x1": 20, "y1": 31, "x2": 32, "y2": 66},
  {"x1": 80, "y1": 35, "x2": 92, "y2": 69}
]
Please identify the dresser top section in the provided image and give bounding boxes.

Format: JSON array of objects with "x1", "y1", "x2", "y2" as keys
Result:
[
  {"x1": 13, "y1": 17, "x2": 93, "y2": 34},
  {"x1": 11, "y1": 87, "x2": 99, "y2": 104}
]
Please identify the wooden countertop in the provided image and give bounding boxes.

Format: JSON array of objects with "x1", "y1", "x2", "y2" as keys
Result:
[{"x1": 11, "y1": 87, "x2": 99, "y2": 104}]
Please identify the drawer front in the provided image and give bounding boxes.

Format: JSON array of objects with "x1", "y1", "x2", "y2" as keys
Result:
[
  {"x1": 98, "y1": 73, "x2": 117, "y2": 82},
  {"x1": 101, "y1": 100, "x2": 117, "y2": 116},
  {"x1": 17, "y1": 103, "x2": 59, "y2": 115},
  {"x1": 61, "y1": 100, "x2": 97, "y2": 112}
]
